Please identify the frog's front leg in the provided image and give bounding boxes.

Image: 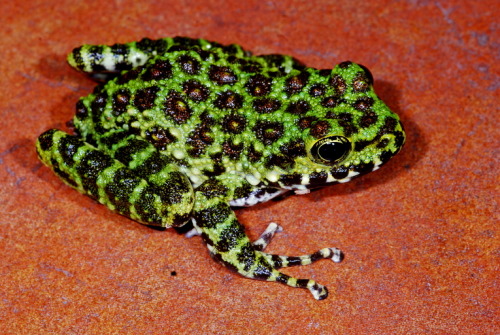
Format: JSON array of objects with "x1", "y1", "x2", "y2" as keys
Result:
[
  {"x1": 67, "y1": 38, "x2": 172, "y2": 78},
  {"x1": 193, "y1": 186, "x2": 334, "y2": 300},
  {"x1": 36, "y1": 129, "x2": 193, "y2": 227}
]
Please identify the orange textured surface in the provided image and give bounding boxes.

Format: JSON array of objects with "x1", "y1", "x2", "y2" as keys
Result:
[{"x1": 1, "y1": 1, "x2": 498, "y2": 334}]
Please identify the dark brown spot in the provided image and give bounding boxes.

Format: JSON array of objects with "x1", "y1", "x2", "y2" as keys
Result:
[
  {"x1": 222, "y1": 114, "x2": 247, "y2": 134},
  {"x1": 378, "y1": 117, "x2": 398, "y2": 135},
  {"x1": 186, "y1": 125, "x2": 213, "y2": 156},
  {"x1": 142, "y1": 59, "x2": 172, "y2": 81},
  {"x1": 286, "y1": 100, "x2": 310, "y2": 115},
  {"x1": 245, "y1": 74, "x2": 272, "y2": 96},
  {"x1": 310, "y1": 120, "x2": 330, "y2": 138},
  {"x1": 253, "y1": 98, "x2": 281, "y2": 113},
  {"x1": 182, "y1": 80, "x2": 210, "y2": 102},
  {"x1": 199, "y1": 111, "x2": 215, "y2": 126},
  {"x1": 176, "y1": 55, "x2": 200, "y2": 75},
  {"x1": 352, "y1": 73, "x2": 370, "y2": 93},
  {"x1": 353, "y1": 97, "x2": 374, "y2": 111},
  {"x1": 298, "y1": 116, "x2": 318, "y2": 130},
  {"x1": 309, "y1": 84, "x2": 326, "y2": 97},
  {"x1": 285, "y1": 71, "x2": 309, "y2": 94},
  {"x1": 134, "y1": 86, "x2": 159, "y2": 111},
  {"x1": 91, "y1": 91, "x2": 108, "y2": 115},
  {"x1": 214, "y1": 91, "x2": 243, "y2": 110},
  {"x1": 321, "y1": 96, "x2": 342, "y2": 108},
  {"x1": 253, "y1": 121, "x2": 284, "y2": 145},
  {"x1": 209, "y1": 65, "x2": 238, "y2": 85},
  {"x1": 145, "y1": 127, "x2": 176, "y2": 151},
  {"x1": 330, "y1": 75, "x2": 347, "y2": 95},
  {"x1": 359, "y1": 111, "x2": 378, "y2": 128},
  {"x1": 164, "y1": 92, "x2": 192, "y2": 124},
  {"x1": 222, "y1": 140, "x2": 244, "y2": 159},
  {"x1": 281, "y1": 140, "x2": 306, "y2": 157},
  {"x1": 112, "y1": 89, "x2": 131, "y2": 116}
]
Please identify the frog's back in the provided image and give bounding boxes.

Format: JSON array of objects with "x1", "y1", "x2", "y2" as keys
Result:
[
  {"x1": 71, "y1": 38, "x2": 313, "y2": 180},
  {"x1": 71, "y1": 37, "x2": 403, "y2": 191}
]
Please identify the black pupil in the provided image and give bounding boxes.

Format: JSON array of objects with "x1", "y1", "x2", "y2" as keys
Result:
[{"x1": 318, "y1": 141, "x2": 348, "y2": 162}]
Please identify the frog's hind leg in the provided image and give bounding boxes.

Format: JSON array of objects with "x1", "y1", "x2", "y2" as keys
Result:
[
  {"x1": 253, "y1": 222, "x2": 344, "y2": 268},
  {"x1": 193, "y1": 190, "x2": 336, "y2": 300},
  {"x1": 36, "y1": 129, "x2": 193, "y2": 228}
]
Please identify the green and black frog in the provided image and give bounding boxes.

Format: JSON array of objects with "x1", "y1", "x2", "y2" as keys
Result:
[{"x1": 36, "y1": 37, "x2": 405, "y2": 300}]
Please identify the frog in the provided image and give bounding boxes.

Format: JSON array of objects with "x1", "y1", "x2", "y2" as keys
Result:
[{"x1": 36, "y1": 37, "x2": 405, "y2": 300}]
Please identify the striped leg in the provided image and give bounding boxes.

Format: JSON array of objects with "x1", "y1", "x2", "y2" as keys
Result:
[
  {"x1": 253, "y1": 222, "x2": 343, "y2": 268},
  {"x1": 36, "y1": 129, "x2": 193, "y2": 227},
  {"x1": 67, "y1": 38, "x2": 176, "y2": 78},
  {"x1": 260, "y1": 248, "x2": 343, "y2": 269},
  {"x1": 193, "y1": 189, "x2": 332, "y2": 300},
  {"x1": 67, "y1": 37, "x2": 226, "y2": 80}
]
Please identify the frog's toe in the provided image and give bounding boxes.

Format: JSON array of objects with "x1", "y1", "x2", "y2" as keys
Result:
[
  {"x1": 252, "y1": 222, "x2": 283, "y2": 251},
  {"x1": 329, "y1": 247, "x2": 344, "y2": 263},
  {"x1": 308, "y1": 282, "x2": 329, "y2": 300}
]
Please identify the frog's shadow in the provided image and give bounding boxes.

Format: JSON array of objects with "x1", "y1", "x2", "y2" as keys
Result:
[{"x1": 37, "y1": 53, "x2": 95, "y2": 126}]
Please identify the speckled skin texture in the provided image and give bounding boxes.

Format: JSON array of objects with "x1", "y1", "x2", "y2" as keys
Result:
[
  {"x1": 36, "y1": 37, "x2": 404, "y2": 299},
  {"x1": 1, "y1": 1, "x2": 498, "y2": 334}
]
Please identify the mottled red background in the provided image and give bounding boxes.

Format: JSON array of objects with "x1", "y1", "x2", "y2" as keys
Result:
[{"x1": 1, "y1": 1, "x2": 498, "y2": 334}]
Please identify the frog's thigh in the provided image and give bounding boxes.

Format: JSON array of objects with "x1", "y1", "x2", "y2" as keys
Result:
[{"x1": 36, "y1": 129, "x2": 193, "y2": 228}]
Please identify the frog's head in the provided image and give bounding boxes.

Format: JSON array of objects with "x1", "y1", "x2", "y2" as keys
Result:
[{"x1": 265, "y1": 61, "x2": 405, "y2": 192}]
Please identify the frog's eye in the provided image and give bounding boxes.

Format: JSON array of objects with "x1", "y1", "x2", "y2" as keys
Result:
[{"x1": 310, "y1": 136, "x2": 351, "y2": 165}]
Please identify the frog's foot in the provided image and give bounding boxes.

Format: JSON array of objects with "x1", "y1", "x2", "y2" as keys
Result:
[{"x1": 193, "y1": 190, "x2": 340, "y2": 300}]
